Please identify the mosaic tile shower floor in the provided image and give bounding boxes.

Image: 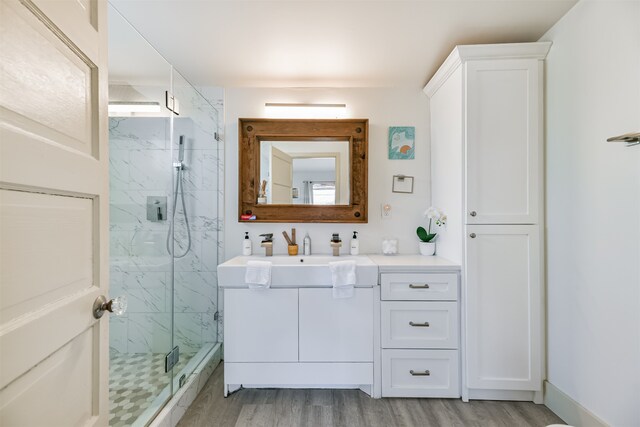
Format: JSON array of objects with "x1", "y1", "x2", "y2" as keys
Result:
[{"x1": 109, "y1": 352, "x2": 194, "y2": 427}]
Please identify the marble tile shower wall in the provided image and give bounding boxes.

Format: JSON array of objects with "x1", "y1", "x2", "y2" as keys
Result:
[{"x1": 109, "y1": 115, "x2": 223, "y2": 355}]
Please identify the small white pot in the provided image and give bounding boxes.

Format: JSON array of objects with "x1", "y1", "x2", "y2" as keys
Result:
[{"x1": 419, "y1": 241, "x2": 436, "y2": 256}]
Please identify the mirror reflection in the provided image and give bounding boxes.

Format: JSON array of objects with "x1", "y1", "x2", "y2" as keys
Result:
[{"x1": 259, "y1": 141, "x2": 350, "y2": 205}]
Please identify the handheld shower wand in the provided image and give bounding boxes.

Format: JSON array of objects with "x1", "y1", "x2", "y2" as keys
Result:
[
  {"x1": 173, "y1": 135, "x2": 186, "y2": 170},
  {"x1": 178, "y1": 135, "x2": 185, "y2": 163},
  {"x1": 167, "y1": 135, "x2": 192, "y2": 258}
]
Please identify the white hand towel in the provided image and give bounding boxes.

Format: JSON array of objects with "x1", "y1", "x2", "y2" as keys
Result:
[
  {"x1": 245, "y1": 260, "x2": 272, "y2": 289},
  {"x1": 329, "y1": 260, "x2": 356, "y2": 299}
]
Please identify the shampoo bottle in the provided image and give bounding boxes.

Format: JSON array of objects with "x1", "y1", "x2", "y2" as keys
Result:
[
  {"x1": 242, "y1": 232, "x2": 252, "y2": 255},
  {"x1": 350, "y1": 231, "x2": 359, "y2": 255}
]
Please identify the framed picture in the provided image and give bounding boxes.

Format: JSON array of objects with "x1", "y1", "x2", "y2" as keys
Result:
[
  {"x1": 388, "y1": 126, "x2": 415, "y2": 159},
  {"x1": 392, "y1": 175, "x2": 414, "y2": 193}
]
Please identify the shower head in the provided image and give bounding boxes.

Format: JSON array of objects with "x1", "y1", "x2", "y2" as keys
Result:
[{"x1": 178, "y1": 135, "x2": 186, "y2": 163}]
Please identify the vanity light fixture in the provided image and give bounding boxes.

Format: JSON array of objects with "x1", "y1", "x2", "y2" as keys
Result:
[
  {"x1": 265, "y1": 103, "x2": 346, "y2": 108},
  {"x1": 108, "y1": 101, "x2": 161, "y2": 114},
  {"x1": 264, "y1": 103, "x2": 347, "y2": 119}
]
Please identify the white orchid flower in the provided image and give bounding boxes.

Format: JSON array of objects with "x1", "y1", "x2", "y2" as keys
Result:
[{"x1": 424, "y1": 207, "x2": 442, "y2": 220}]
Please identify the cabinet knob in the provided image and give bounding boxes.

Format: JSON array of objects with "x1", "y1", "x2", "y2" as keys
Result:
[
  {"x1": 470, "y1": 211, "x2": 477, "y2": 217},
  {"x1": 469, "y1": 233, "x2": 476, "y2": 238}
]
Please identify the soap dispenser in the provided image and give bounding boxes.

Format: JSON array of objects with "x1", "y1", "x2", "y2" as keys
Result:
[
  {"x1": 242, "y1": 232, "x2": 252, "y2": 255},
  {"x1": 350, "y1": 231, "x2": 359, "y2": 255}
]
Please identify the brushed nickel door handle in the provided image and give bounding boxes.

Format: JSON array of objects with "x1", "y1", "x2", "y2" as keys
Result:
[
  {"x1": 410, "y1": 370, "x2": 430, "y2": 376},
  {"x1": 409, "y1": 284, "x2": 430, "y2": 289},
  {"x1": 409, "y1": 321, "x2": 430, "y2": 327}
]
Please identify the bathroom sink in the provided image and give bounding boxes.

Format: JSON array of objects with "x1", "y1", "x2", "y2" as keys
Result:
[{"x1": 218, "y1": 255, "x2": 378, "y2": 288}]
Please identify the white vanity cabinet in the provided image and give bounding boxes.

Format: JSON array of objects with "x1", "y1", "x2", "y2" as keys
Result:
[
  {"x1": 222, "y1": 286, "x2": 376, "y2": 396},
  {"x1": 425, "y1": 42, "x2": 549, "y2": 402},
  {"x1": 370, "y1": 256, "x2": 461, "y2": 398}
]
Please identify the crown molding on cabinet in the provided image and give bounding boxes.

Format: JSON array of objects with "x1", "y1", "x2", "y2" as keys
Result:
[{"x1": 423, "y1": 42, "x2": 552, "y2": 98}]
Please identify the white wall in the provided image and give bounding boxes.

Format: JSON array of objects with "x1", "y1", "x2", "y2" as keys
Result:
[
  {"x1": 224, "y1": 87, "x2": 430, "y2": 257},
  {"x1": 540, "y1": 1, "x2": 640, "y2": 425}
]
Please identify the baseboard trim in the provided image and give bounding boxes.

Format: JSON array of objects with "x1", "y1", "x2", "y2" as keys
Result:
[
  {"x1": 466, "y1": 388, "x2": 536, "y2": 402},
  {"x1": 544, "y1": 381, "x2": 609, "y2": 427}
]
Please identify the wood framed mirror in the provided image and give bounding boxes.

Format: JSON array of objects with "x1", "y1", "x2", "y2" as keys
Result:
[{"x1": 238, "y1": 118, "x2": 368, "y2": 223}]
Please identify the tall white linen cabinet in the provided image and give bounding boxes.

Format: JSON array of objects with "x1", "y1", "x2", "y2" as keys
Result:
[{"x1": 424, "y1": 42, "x2": 550, "y2": 403}]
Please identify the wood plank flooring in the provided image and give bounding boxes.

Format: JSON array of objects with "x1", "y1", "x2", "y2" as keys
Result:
[{"x1": 178, "y1": 364, "x2": 565, "y2": 427}]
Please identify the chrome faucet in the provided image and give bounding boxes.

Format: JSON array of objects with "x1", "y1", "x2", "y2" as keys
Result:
[
  {"x1": 260, "y1": 233, "x2": 273, "y2": 257},
  {"x1": 330, "y1": 233, "x2": 342, "y2": 256}
]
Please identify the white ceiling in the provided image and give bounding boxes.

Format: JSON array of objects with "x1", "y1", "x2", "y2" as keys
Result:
[{"x1": 110, "y1": 0, "x2": 577, "y2": 89}]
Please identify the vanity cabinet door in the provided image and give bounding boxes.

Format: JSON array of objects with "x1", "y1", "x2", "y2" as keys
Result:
[
  {"x1": 465, "y1": 225, "x2": 541, "y2": 391},
  {"x1": 299, "y1": 288, "x2": 374, "y2": 362},
  {"x1": 224, "y1": 288, "x2": 298, "y2": 362}
]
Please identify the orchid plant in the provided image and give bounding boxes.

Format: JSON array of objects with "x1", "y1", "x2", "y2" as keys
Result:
[{"x1": 417, "y1": 207, "x2": 446, "y2": 243}]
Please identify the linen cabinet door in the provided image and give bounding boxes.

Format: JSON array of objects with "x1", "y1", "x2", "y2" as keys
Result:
[
  {"x1": 299, "y1": 288, "x2": 374, "y2": 362},
  {"x1": 465, "y1": 225, "x2": 541, "y2": 391},
  {"x1": 465, "y1": 59, "x2": 541, "y2": 225},
  {"x1": 224, "y1": 289, "x2": 299, "y2": 362}
]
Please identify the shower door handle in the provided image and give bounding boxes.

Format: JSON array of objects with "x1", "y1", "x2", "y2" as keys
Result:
[{"x1": 93, "y1": 295, "x2": 127, "y2": 319}]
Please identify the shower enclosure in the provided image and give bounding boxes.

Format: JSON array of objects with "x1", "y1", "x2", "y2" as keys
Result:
[{"x1": 107, "y1": 5, "x2": 223, "y2": 426}]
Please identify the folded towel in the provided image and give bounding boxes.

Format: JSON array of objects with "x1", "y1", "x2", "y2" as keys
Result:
[
  {"x1": 245, "y1": 260, "x2": 272, "y2": 289},
  {"x1": 329, "y1": 260, "x2": 356, "y2": 299}
]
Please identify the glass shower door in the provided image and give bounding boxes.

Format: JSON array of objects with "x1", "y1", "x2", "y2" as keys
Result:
[
  {"x1": 170, "y1": 70, "x2": 221, "y2": 387},
  {"x1": 107, "y1": 4, "x2": 174, "y2": 426}
]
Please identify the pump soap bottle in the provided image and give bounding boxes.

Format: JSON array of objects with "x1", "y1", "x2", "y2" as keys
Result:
[
  {"x1": 242, "y1": 232, "x2": 252, "y2": 255},
  {"x1": 350, "y1": 231, "x2": 359, "y2": 255}
]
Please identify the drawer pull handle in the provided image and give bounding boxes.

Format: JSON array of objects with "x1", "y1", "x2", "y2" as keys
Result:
[
  {"x1": 409, "y1": 284, "x2": 430, "y2": 289},
  {"x1": 409, "y1": 321, "x2": 430, "y2": 327},
  {"x1": 410, "y1": 370, "x2": 431, "y2": 376}
]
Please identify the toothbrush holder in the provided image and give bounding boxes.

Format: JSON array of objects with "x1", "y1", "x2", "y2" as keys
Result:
[{"x1": 287, "y1": 244, "x2": 299, "y2": 256}]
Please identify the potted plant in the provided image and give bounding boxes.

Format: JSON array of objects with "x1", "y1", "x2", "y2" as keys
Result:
[{"x1": 417, "y1": 207, "x2": 446, "y2": 256}]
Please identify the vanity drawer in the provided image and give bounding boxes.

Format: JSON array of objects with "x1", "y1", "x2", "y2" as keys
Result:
[
  {"x1": 381, "y1": 273, "x2": 458, "y2": 301},
  {"x1": 382, "y1": 349, "x2": 460, "y2": 397},
  {"x1": 382, "y1": 301, "x2": 458, "y2": 349}
]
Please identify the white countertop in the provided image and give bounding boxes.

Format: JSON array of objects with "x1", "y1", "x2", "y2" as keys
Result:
[
  {"x1": 218, "y1": 254, "x2": 461, "y2": 288},
  {"x1": 367, "y1": 255, "x2": 461, "y2": 272}
]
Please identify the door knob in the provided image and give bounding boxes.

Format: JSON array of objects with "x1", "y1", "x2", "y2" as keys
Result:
[
  {"x1": 93, "y1": 295, "x2": 127, "y2": 319},
  {"x1": 470, "y1": 211, "x2": 477, "y2": 217}
]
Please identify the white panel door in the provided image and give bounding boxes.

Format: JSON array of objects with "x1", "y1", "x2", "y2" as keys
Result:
[
  {"x1": 0, "y1": 0, "x2": 109, "y2": 425},
  {"x1": 270, "y1": 146, "x2": 293, "y2": 204},
  {"x1": 465, "y1": 225, "x2": 541, "y2": 391},
  {"x1": 224, "y1": 289, "x2": 299, "y2": 362},
  {"x1": 299, "y1": 288, "x2": 374, "y2": 362},
  {"x1": 465, "y1": 59, "x2": 540, "y2": 225}
]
